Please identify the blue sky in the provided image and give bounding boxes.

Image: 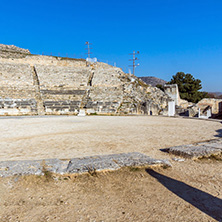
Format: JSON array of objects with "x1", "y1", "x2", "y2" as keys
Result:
[{"x1": 1, "y1": 0, "x2": 222, "y2": 91}]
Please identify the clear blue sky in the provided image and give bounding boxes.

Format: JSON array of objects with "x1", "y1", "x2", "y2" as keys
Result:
[{"x1": 1, "y1": 0, "x2": 222, "y2": 91}]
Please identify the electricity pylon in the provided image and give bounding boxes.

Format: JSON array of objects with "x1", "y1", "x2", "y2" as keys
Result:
[{"x1": 129, "y1": 51, "x2": 140, "y2": 75}]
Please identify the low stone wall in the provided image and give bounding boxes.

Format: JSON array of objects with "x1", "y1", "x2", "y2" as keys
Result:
[
  {"x1": 44, "y1": 100, "x2": 81, "y2": 115},
  {"x1": 0, "y1": 99, "x2": 37, "y2": 115}
]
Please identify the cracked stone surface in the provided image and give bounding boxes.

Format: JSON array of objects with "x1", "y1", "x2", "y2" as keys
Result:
[
  {"x1": 165, "y1": 139, "x2": 222, "y2": 159},
  {"x1": 0, "y1": 152, "x2": 171, "y2": 177}
]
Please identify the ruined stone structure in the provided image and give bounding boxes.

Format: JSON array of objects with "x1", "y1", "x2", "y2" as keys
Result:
[
  {"x1": 163, "y1": 84, "x2": 222, "y2": 119},
  {"x1": 161, "y1": 84, "x2": 189, "y2": 116},
  {"x1": 163, "y1": 84, "x2": 203, "y2": 117},
  {"x1": 164, "y1": 84, "x2": 180, "y2": 106},
  {"x1": 197, "y1": 98, "x2": 222, "y2": 118},
  {"x1": 0, "y1": 44, "x2": 170, "y2": 116}
]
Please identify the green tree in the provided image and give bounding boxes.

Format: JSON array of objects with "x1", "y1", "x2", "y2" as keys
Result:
[
  {"x1": 168, "y1": 72, "x2": 208, "y2": 103},
  {"x1": 156, "y1": 84, "x2": 164, "y2": 91}
]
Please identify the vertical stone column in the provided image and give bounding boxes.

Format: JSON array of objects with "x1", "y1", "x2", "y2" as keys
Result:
[
  {"x1": 164, "y1": 84, "x2": 180, "y2": 106},
  {"x1": 168, "y1": 101, "x2": 175, "y2": 116}
]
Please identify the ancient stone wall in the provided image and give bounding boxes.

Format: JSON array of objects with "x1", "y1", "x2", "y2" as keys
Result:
[
  {"x1": 197, "y1": 98, "x2": 222, "y2": 115},
  {"x1": 0, "y1": 44, "x2": 170, "y2": 116},
  {"x1": 0, "y1": 99, "x2": 37, "y2": 115},
  {"x1": 164, "y1": 84, "x2": 180, "y2": 106}
]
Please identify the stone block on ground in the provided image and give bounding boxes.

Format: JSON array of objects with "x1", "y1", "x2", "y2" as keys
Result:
[
  {"x1": 0, "y1": 152, "x2": 171, "y2": 177},
  {"x1": 197, "y1": 139, "x2": 222, "y2": 149},
  {"x1": 77, "y1": 109, "x2": 86, "y2": 117},
  {"x1": 66, "y1": 152, "x2": 171, "y2": 173},
  {"x1": 164, "y1": 139, "x2": 222, "y2": 159},
  {"x1": 0, "y1": 159, "x2": 70, "y2": 177}
]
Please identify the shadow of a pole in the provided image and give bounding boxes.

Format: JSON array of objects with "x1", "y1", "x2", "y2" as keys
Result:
[{"x1": 146, "y1": 169, "x2": 222, "y2": 221}]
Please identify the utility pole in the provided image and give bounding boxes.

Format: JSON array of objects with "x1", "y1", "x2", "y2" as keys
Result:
[
  {"x1": 129, "y1": 51, "x2": 140, "y2": 75},
  {"x1": 85, "y1": 41, "x2": 92, "y2": 58}
]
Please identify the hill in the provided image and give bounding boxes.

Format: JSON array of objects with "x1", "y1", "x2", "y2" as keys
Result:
[
  {"x1": 138, "y1": 76, "x2": 167, "y2": 87},
  {"x1": 207, "y1": 92, "x2": 222, "y2": 99}
]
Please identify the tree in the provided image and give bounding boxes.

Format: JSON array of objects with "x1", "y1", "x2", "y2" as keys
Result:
[
  {"x1": 156, "y1": 84, "x2": 164, "y2": 91},
  {"x1": 168, "y1": 72, "x2": 208, "y2": 103}
]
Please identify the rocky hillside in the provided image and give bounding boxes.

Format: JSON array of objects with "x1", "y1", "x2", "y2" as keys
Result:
[
  {"x1": 0, "y1": 44, "x2": 170, "y2": 116},
  {"x1": 139, "y1": 76, "x2": 166, "y2": 87},
  {"x1": 0, "y1": 44, "x2": 30, "y2": 58}
]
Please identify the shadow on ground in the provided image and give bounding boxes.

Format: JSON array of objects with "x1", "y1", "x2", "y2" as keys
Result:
[
  {"x1": 146, "y1": 169, "x2": 222, "y2": 221},
  {"x1": 215, "y1": 128, "x2": 222, "y2": 138}
]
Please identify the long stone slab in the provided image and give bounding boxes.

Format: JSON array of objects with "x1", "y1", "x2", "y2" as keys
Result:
[
  {"x1": 197, "y1": 139, "x2": 222, "y2": 149},
  {"x1": 66, "y1": 152, "x2": 171, "y2": 173},
  {"x1": 41, "y1": 90, "x2": 86, "y2": 95},
  {"x1": 0, "y1": 152, "x2": 171, "y2": 177},
  {"x1": 164, "y1": 139, "x2": 222, "y2": 159},
  {"x1": 0, "y1": 159, "x2": 70, "y2": 177}
]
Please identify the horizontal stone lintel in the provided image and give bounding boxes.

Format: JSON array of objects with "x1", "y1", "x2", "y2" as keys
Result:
[
  {"x1": 41, "y1": 90, "x2": 86, "y2": 95},
  {"x1": 46, "y1": 106, "x2": 71, "y2": 110},
  {"x1": 45, "y1": 106, "x2": 79, "y2": 109},
  {"x1": 44, "y1": 101, "x2": 81, "y2": 106}
]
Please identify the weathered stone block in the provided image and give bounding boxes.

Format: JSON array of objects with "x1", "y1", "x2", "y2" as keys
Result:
[
  {"x1": 67, "y1": 152, "x2": 171, "y2": 173},
  {"x1": 0, "y1": 153, "x2": 171, "y2": 177},
  {"x1": 166, "y1": 143, "x2": 222, "y2": 159}
]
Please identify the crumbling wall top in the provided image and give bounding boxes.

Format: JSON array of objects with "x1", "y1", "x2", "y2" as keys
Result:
[
  {"x1": 164, "y1": 84, "x2": 180, "y2": 106},
  {"x1": 0, "y1": 44, "x2": 30, "y2": 58}
]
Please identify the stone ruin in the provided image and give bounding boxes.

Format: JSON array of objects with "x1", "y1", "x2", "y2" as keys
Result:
[
  {"x1": 197, "y1": 98, "x2": 222, "y2": 119},
  {"x1": 0, "y1": 44, "x2": 30, "y2": 58},
  {"x1": 162, "y1": 84, "x2": 192, "y2": 117},
  {"x1": 1, "y1": 44, "x2": 218, "y2": 118},
  {"x1": 163, "y1": 84, "x2": 222, "y2": 119},
  {"x1": 0, "y1": 44, "x2": 170, "y2": 116}
]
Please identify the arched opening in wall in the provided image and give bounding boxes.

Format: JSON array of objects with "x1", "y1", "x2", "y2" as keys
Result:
[{"x1": 141, "y1": 102, "x2": 148, "y2": 115}]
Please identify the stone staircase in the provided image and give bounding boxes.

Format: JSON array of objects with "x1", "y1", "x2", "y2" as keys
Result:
[{"x1": 31, "y1": 66, "x2": 45, "y2": 115}]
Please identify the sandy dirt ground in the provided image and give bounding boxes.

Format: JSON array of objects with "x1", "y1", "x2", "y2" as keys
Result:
[
  {"x1": 0, "y1": 116, "x2": 221, "y2": 221},
  {"x1": 0, "y1": 161, "x2": 222, "y2": 222},
  {"x1": 0, "y1": 116, "x2": 221, "y2": 161}
]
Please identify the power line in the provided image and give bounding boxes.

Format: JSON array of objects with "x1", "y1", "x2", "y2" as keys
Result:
[{"x1": 129, "y1": 51, "x2": 140, "y2": 75}]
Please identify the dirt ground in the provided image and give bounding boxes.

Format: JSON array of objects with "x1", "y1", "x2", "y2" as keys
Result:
[
  {"x1": 0, "y1": 116, "x2": 221, "y2": 161},
  {"x1": 0, "y1": 116, "x2": 222, "y2": 221},
  {"x1": 0, "y1": 160, "x2": 222, "y2": 222}
]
